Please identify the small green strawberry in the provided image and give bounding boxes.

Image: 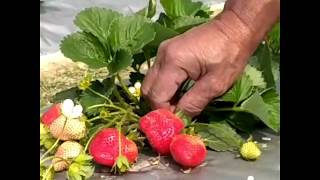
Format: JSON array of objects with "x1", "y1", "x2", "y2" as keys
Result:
[{"x1": 240, "y1": 141, "x2": 261, "y2": 161}]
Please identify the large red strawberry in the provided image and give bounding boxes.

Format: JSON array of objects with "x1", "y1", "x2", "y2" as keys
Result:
[
  {"x1": 139, "y1": 109, "x2": 185, "y2": 155},
  {"x1": 89, "y1": 128, "x2": 138, "y2": 172},
  {"x1": 170, "y1": 134, "x2": 207, "y2": 168},
  {"x1": 41, "y1": 104, "x2": 61, "y2": 126}
]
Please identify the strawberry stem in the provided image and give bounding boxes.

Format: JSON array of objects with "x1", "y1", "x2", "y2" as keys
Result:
[
  {"x1": 83, "y1": 117, "x2": 120, "y2": 152},
  {"x1": 41, "y1": 164, "x2": 53, "y2": 180},
  {"x1": 116, "y1": 74, "x2": 139, "y2": 104},
  {"x1": 87, "y1": 87, "x2": 113, "y2": 104},
  {"x1": 113, "y1": 86, "x2": 127, "y2": 106},
  {"x1": 40, "y1": 138, "x2": 60, "y2": 160},
  {"x1": 40, "y1": 116, "x2": 69, "y2": 160},
  {"x1": 206, "y1": 106, "x2": 245, "y2": 112},
  {"x1": 40, "y1": 156, "x2": 55, "y2": 165},
  {"x1": 87, "y1": 104, "x2": 140, "y2": 121},
  {"x1": 87, "y1": 116, "x2": 101, "y2": 122}
]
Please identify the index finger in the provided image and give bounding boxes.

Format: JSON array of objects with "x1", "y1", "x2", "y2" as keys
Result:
[{"x1": 141, "y1": 56, "x2": 188, "y2": 111}]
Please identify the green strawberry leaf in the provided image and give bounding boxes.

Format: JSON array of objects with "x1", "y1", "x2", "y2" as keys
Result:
[
  {"x1": 40, "y1": 123, "x2": 59, "y2": 152},
  {"x1": 147, "y1": 22, "x2": 179, "y2": 48},
  {"x1": 160, "y1": 0, "x2": 203, "y2": 18},
  {"x1": 136, "y1": 0, "x2": 157, "y2": 18},
  {"x1": 261, "y1": 88, "x2": 280, "y2": 132},
  {"x1": 79, "y1": 79, "x2": 114, "y2": 116},
  {"x1": 68, "y1": 153, "x2": 94, "y2": 180},
  {"x1": 194, "y1": 5, "x2": 214, "y2": 18},
  {"x1": 50, "y1": 87, "x2": 81, "y2": 104},
  {"x1": 60, "y1": 32, "x2": 109, "y2": 69},
  {"x1": 226, "y1": 112, "x2": 260, "y2": 134},
  {"x1": 221, "y1": 74, "x2": 253, "y2": 104},
  {"x1": 194, "y1": 121, "x2": 244, "y2": 151},
  {"x1": 271, "y1": 57, "x2": 280, "y2": 82},
  {"x1": 107, "y1": 49, "x2": 132, "y2": 74},
  {"x1": 244, "y1": 64, "x2": 266, "y2": 89},
  {"x1": 156, "y1": 12, "x2": 174, "y2": 28},
  {"x1": 267, "y1": 22, "x2": 280, "y2": 54},
  {"x1": 172, "y1": 16, "x2": 208, "y2": 33},
  {"x1": 240, "y1": 91, "x2": 279, "y2": 132},
  {"x1": 108, "y1": 15, "x2": 156, "y2": 54},
  {"x1": 255, "y1": 44, "x2": 276, "y2": 88},
  {"x1": 74, "y1": 7, "x2": 122, "y2": 47}
]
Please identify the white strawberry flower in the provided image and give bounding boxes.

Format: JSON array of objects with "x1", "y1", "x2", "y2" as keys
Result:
[
  {"x1": 61, "y1": 99, "x2": 83, "y2": 118},
  {"x1": 128, "y1": 82, "x2": 141, "y2": 98}
]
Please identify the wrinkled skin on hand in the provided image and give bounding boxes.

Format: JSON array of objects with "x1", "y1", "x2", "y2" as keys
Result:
[{"x1": 142, "y1": 0, "x2": 280, "y2": 117}]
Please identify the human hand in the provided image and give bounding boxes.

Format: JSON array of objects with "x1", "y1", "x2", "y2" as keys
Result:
[{"x1": 142, "y1": 0, "x2": 279, "y2": 117}]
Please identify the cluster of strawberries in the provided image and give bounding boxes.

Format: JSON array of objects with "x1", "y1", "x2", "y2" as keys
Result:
[{"x1": 42, "y1": 100, "x2": 207, "y2": 173}]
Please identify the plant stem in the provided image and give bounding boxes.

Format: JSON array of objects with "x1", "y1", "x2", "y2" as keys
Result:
[
  {"x1": 113, "y1": 86, "x2": 126, "y2": 106},
  {"x1": 88, "y1": 87, "x2": 113, "y2": 104},
  {"x1": 87, "y1": 116, "x2": 101, "y2": 122},
  {"x1": 88, "y1": 104, "x2": 127, "y2": 113},
  {"x1": 40, "y1": 138, "x2": 60, "y2": 160},
  {"x1": 40, "y1": 117, "x2": 69, "y2": 160},
  {"x1": 40, "y1": 156, "x2": 55, "y2": 165},
  {"x1": 147, "y1": 59, "x2": 151, "y2": 69},
  {"x1": 42, "y1": 164, "x2": 53, "y2": 180},
  {"x1": 206, "y1": 106, "x2": 245, "y2": 112},
  {"x1": 87, "y1": 104, "x2": 140, "y2": 121},
  {"x1": 110, "y1": 111, "x2": 122, "y2": 116},
  {"x1": 144, "y1": 50, "x2": 151, "y2": 69},
  {"x1": 83, "y1": 118, "x2": 119, "y2": 152},
  {"x1": 116, "y1": 74, "x2": 139, "y2": 104}
]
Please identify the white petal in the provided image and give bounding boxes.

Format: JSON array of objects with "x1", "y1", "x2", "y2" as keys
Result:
[
  {"x1": 247, "y1": 176, "x2": 254, "y2": 180},
  {"x1": 62, "y1": 99, "x2": 74, "y2": 116},
  {"x1": 70, "y1": 105, "x2": 83, "y2": 118},
  {"x1": 128, "y1": 87, "x2": 136, "y2": 94},
  {"x1": 261, "y1": 143, "x2": 268, "y2": 148},
  {"x1": 262, "y1": 137, "x2": 271, "y2": 141},
  {"x1": 134, "y1": 82, "x2": 141, "y2": 89}
]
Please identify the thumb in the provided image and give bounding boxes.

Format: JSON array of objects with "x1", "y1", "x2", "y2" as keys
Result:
[{"x1": 176, "y1": 75, "x2": 227, "y2": 117}]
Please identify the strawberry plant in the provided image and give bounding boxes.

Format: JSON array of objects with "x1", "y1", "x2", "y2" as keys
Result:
[{"x1": 40, "y1": 0, "x2": 280, "y2": 179}]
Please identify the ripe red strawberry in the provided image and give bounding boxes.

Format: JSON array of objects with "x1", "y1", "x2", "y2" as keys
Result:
[
  {"x1": 89, "y1": 128, "x2": 138, "y2": 172},
  {"x1": 53, "y1": 141, "x2": 83, "y2": 171},
  {"x1": 170, "y1": 134, "x2": 207, "y2": 168},
  {"x1": 139, "y1": 109, "x2": 185, "y2": 155},
  {"x1": 41, "y1": 104, "x2": 61, "y2": 126}
]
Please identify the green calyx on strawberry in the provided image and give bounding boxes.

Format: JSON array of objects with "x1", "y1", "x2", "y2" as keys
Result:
[
  {"x1": 53, "y1": 141, "x2": 83, "y2": 172},
  {"x1": 170, "y1": 134, "x2": 207, "y2": 168},
  {"x1": 67, "y1": 153, "x2": 95, "y2": 180},
  {"x1": 41, "y1": 99, "x2": 87, "y2": 141},
  {"x1": 139, "y1": 108, "x2": 185, "y2": 155},
  {"x1": 89, "y1": 128, "x2": 138, "y2": 173},
  {"x1": 40, "y1": 123, "x2": 58, "y2": 151}
]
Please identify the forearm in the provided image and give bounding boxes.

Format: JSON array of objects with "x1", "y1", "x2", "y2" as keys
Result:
[{"x1": 209, "y1": 0, "x2": 280, "y2": 55}]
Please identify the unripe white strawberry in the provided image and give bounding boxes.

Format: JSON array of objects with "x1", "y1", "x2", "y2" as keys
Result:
[
  {"x1": 53, "y1": 141, "x2": 83, "y2": 171},
  {"x1": 49, "y1": 115, "x2": 86, "y2": 141}
]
